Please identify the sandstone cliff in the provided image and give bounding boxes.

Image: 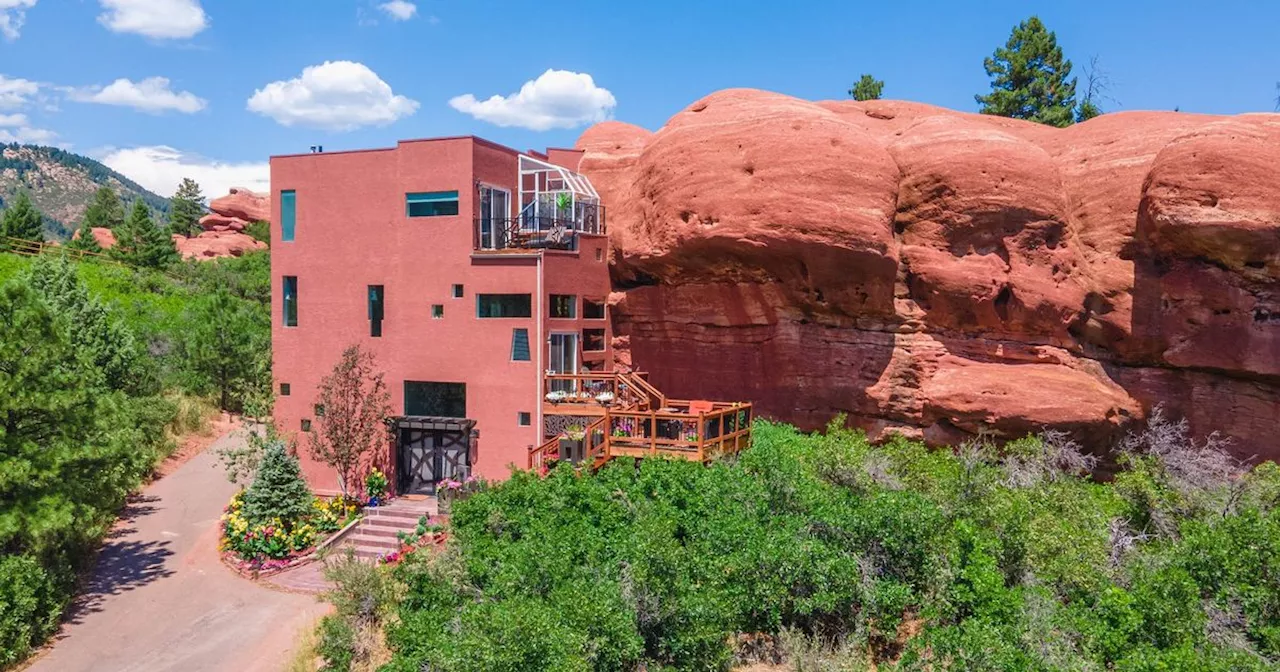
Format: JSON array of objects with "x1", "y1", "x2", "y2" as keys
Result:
[{"x1": 577, "y1": 90, "x2": 1280, "y2": 460}]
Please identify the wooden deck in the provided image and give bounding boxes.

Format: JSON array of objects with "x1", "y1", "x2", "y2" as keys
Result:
[{"x1": 530, "y1": 372, "x2": 753, "y2": 472}]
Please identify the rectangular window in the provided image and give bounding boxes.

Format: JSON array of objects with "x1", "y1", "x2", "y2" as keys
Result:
[
  {"x1": 432, "y1": 304, "x2": 444, "y2": 319},
  {"x1": 282, "y1": 276, "x2": 298, "y2": 327},
  {"x1": 518, "y1": 412, "x2": 531, "y2": 426},
  {"x1": 368, "y1": 285, "x2": 384, "y2": 337},
  {"x1": 406, "y1": 190, "x2": 460, "y2": 217},
  {"x1": 280, "y1": 383, "x2": 290, "y2": 396},
  {"x1": 583, "y1": 298, "x2": 606, "y2": 320},
  {"x1": 404, "y1": 381, "x2": 466, "y2": 417},
  {"x1": 511, "y1": 328, "x2": 531, "y2": 361},
  {"x1": 280, "y1": 190, "x2": 296, "y2": 242},
  {"x1": 550, "y1": 294, "x2": 576, "y2": 319},
  {"x1": 301, "y1": 418, "x2": 311, "y2": 432},
  {"x1": 583, "y1": 328, "x2": 606, "y2": 352},
  {"x1": 476, "y1": 293, "x2": 532, "y2": 318},
  {"x1": 451, "y1": 284, "x2": 464, "y2": 299}
]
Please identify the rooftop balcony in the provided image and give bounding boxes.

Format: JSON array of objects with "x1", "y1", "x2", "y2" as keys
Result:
[{"x1": 473, "y1": 202, "x2": 606, "y2": 252}]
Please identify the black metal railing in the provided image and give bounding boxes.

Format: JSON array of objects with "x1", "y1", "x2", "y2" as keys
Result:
[{"x1": 473, "y1": 203, "x2": 607, "y2": 251}]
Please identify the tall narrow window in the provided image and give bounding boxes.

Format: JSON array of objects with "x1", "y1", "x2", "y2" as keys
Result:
[
  {"x1": 280, "y1": 190, "x2": 296, "y2": 242},
  {"x1": 282, "y1": 276, "x2": 298, "y2": 327},
  {"x1": 550, "y1": 294, "x2": 576, "y2": 319},
  {"x1": 406, "y1": 191, "x2": 460, "y2": 217},
  {"x1": 368, "y1": 285, "x2": 384, "y2": 337},
  {"x1": 511, "y1": 328, "x2": 531, "y2": 361}
]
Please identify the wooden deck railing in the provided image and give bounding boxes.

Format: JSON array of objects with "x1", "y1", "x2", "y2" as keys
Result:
[
  {"x1": 528, "y1": 402, "x2": 753, "y2": 470},
  {"x1": 544, "y1": 371, "x2": 661, "y2": 411}
]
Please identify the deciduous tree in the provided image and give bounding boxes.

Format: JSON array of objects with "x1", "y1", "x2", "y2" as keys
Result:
[
  {"x1": 849, "y1": 74, "x2": 885, "y2": 101},
  {"x1": 975, "y1": 16, "x2": 1078, "y2": 127},
  {"x1": 308, "y1": 345, "x2": 392, "y2": 499}
]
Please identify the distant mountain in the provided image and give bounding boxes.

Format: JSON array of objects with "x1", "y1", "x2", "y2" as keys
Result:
[{"x1": 0, "y1": 143, "x2": 169, "y2": 239}]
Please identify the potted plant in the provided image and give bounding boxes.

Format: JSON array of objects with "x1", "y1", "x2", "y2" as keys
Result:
[
  {"x1": 595, "y1": 391, "x2": 615, "y2": 405},
  {"x1": 545, "y1": 390, "x2": 567, "y2": 403},
  {"x1": 555, "y1": 192, "x2": 573, "y2": 220},
  {"x1": 365, "y1": 468, "x2": 388, "y2": 507},
  {"x1": 559, "y1": 425, "x2": 586, "y2": 464}
]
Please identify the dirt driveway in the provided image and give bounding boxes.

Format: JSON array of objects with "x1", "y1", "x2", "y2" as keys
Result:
[{"x1": 26, "y1": 430, "x2": 328, "y2": 672}]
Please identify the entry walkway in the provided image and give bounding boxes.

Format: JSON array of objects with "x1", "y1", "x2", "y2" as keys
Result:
[{"x1": 27, "y1": 431, "x2": 328, "y2": 672}]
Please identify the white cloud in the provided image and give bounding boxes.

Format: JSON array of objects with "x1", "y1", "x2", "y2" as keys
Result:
[
  {"x1": 0, "y1": 74, "x2": 38, "y2": 109},
  {"x1": 0, "y1": 125, "x2": 56, "y2": 144},
  {"x1": 378, "y1": 0, "x2": 416, "y2": 20},
  {"x1": 98, "y1": 0, "x2": 207, "y2": 39},
  {"x1": 70, "y1": 77, "x2": 206, "y2": 114},
  {"x1": 247, "y1": 61, "x2": 418, "y2": 131},
  {"x1": 449, "y1": 69, "x2": 616, "y2": 131},
  {"x1": 99, "y1": 145, "x2": 268, "y2": 199},
  {"x1": 0, "y1": 112, "x2": 27, "y2": 126},
  {"x1": 0, "y1": 0, "x2": 36, "y2": 41}
]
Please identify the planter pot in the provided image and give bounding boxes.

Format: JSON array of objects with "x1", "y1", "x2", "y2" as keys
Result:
[
  {"x1": 368, "y1": 496, "x2": 380, "y2": 507},
  {"x1": 559, "y1": 438, "x2": 585, "y2": 464}
]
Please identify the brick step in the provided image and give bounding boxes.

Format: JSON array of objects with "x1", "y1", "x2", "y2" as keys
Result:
[
  {"x1": 366, "y1": 508, "x2": 434, "y2": 522},
  {"x1": 361, "y1": 516, "x2": 425, "y2": 531},
  {"x1": 346, "y1": 534, "x2": 399, "y2": 550}
]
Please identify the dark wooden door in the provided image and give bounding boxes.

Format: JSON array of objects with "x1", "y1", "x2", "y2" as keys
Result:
[{"x1": 398, "y1": 428, "x2": 470, "y2": 494}]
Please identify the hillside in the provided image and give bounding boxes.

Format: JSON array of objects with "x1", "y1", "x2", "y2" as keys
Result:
[{"x1": 0, "y1": 143, "x2": 169, "y2": 238}]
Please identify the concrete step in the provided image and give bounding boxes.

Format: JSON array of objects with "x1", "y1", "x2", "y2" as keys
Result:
[
  {"x1": 367, "y1": 507, "x2": 433, "y2": 522},
  {"x1": 346, "y1": 534, "x2": 399, "y2": 550},
  {"x1": 362, "y1": 515, "x2": 425, "y2": 529}
]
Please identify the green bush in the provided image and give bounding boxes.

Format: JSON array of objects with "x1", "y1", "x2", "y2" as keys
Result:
[
  {"x1": 0, "y1": 555, "x2": 61, "y2": 668},
  {"x1": 242, "y1": 443, "x2": 313, "y2": 526},
  {"x1": 379, "y1": 419, "x2": 1280, "y2": 671}
]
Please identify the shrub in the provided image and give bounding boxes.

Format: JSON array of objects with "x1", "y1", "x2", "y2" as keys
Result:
[
  {"x1": 242, "y1": 443, "x2": 313, "y2": 526},
  {"x1": 0, "y1": 555, "x2": 61, "y2": 667}
]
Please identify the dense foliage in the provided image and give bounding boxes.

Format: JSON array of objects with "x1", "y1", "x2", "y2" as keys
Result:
[
  {"x1": 0, "y1": 249, "x2": 271, "y2": 666},
  {"x1": 168, "y1": 178, "x2": 205, "y2": 238},
  {"x1": 111, "y1": 200, "x2": 179, "y2": 269},
  {"x1": 849, "y1": 74, "x2": 885, "y2": 101},
  {"x1": 0, "y1": 192, "x2": 42, "y2": 244},
  {"x1": 976, "y1": 16, "x2": 1078, "y2": 127},
  {"x1": 380, "y1": 420, "x2": 1280, "y2": 671}
]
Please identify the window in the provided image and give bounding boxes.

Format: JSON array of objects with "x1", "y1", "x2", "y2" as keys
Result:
[
  {"x1": 406, "y1": 191, "x2": 459, "y2": 217},
  {"x1": 511, "y1": 328, "x2": 531, "y2": 361},
  {"x1": 476, "y1": 293, "x2": 532, "y2": 318},
  {"x1": 451, "y1": 284, "x2": 464, "y2": 299},
  {"x1": 550, "y1": 294, "x2": 576, "y2": 319},
  {"x1": 595, "y1": 247, "x2": 603, "y2": 262},
  {"x1": 432, "y1": 304, "x2": 444, "y2": 319},
  {"x1": 518, "y1": 412, "x2": 531, "y2": 426},
  {"x1": 301, "y1": 418, "x2": 311, "y2": 432},
  {"x1": 314, "y1": 404, "x2": 325, "y2": 417},
  {"x1": 282, "y1": 276, "x2": 298, "y2": 326},
  {"x1": 583, "y1": 298, "x2": 606, "y2": 320},
  {"x1": 368, "y1": 285, "x2": 384, "y2": 337},
  {"x1": 583, "y1": 328, "x2": 606, "y2": 352},
  {"x1": 279, "y1": 383, "x2": 290, "y2": 396},
  {"x1": 404, "y1": 381, "x2": 466, "y2": 417},
  {"x1": 280, "y1": 190, "x2": 296, "y2": 242}
]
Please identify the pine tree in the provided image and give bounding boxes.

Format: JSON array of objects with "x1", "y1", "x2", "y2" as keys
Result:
[
  {"x1": 82, "y1": 187, "x2": 125, "y2": 231},
  {"x1": 182, "y1": 288, "x2": 264, "y2": 411},
  {"x1": 1, "y1": 191, "x2": 44, "y2": 245},
  {"x1": 168, "y1": 177, "x2": 205, "y2": 238},
  {"x1": 975, "y1": 16, "x2": 1078, "y2": 127},
  {"x1": 114, "y1": 200, "x2": 179, "y2": 269},
  {"x1": 242, "y1": 443, "x2": 313, "y2": 526},
  {"x1": 67, "y1": 221, "x2": 103, "y2": 254},
  {"x1": 849, "y1": 74, "x2": 885, "y2": 101}
]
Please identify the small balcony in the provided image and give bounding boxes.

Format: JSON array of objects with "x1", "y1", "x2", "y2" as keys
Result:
[{"x1": 474, "y1": 203, "x2": 606, "y2": 252}]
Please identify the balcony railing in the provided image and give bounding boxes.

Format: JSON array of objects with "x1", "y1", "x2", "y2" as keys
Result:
[
  {"x1": 474, "y1": 203, "x2": 606, "y2": 251},
  {"x1": 544, "y1": 371, "x2": 664, "y2": 411}
]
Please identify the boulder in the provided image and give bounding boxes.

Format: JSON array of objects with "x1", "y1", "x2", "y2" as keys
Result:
[
  {"x1": 199, "y1": 213, "x2": 249, "y2": 232},
  {"x1": 580, "y1": 89, "x2": 1280, "y2": 461},
  {"x1": 173, "y1": 230, "x2": 267, "y2": 260},
  {"x1": 71, "y1": 226, "x2": 116, "y2": 249},
  {"x1": 209, "y1": 187, "x2": 270, "y2": 223}
]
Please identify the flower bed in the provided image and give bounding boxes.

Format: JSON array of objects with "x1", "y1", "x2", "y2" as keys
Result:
[
  {"x1": 377, "y1": 516, "x2": 449, "y2": 566},
  {"x1": 220, "y1": 492, "x2": 360, "y2": 574}
]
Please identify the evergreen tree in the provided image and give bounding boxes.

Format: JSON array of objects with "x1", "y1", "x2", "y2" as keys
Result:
[
  {"x1": 975, "y1": 16, "x2": 1078, "y2": 127},
  {"x1": 849, "y1": 74, "x2": 885, "y2": 101},
  {"x1": 114, "y1": 200, "x2": 179, "y2": 269},
  {"x1": 1, "y1": 192, "x2": 44, "y2": 245},
  {"x1": 66, "y1": 221, "x2": 103, "y2": 254},
  {"x1": 168, "y1": 177, "x2": 205, "y2": 238},
  {"x1": 82, "y1": 187, "x2": 125, "y2": 231},
  {"x1": 181, "y1": 288, "x2": 264, "y2": 411},
  {"x1": 241, "y1": 443, "x2": 313, "y2": 526}
]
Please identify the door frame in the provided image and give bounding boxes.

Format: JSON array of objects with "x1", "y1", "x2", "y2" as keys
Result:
[
  {"x1": 478, "y1": 184, "x2": 511, "y2": 249},
  {"x1": 548, "y1": 331, "x2": 579, "y2": 393}
]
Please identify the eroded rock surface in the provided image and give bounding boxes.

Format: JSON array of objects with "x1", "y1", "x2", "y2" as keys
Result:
[{"x1": 580, "y1": 89, "x2": 1280, "y2": 460}]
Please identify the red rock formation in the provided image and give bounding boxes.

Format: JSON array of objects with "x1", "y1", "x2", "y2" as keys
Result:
[
  {"x1": 173, "y1": 231, "x2": 266, "y2": 260},
  {"x1": 208, "y1": 187, "x2": 270, "y2": 223},
  {"x1": 71, "y1": 226, "x2": 117, "y2": 249},
  {"x1": 580, "y1": 89, "x2": 1280, "y2": 461},
  {"x1": 198, "y1": 212, "x2": 248, "y2": 232}
]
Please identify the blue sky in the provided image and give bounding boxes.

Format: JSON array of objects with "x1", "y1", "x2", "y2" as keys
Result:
[{"x1": 0, "y1": 0, "x2": 1276, "y2": 199}]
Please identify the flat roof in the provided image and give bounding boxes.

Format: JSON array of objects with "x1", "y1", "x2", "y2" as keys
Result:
[{"x1": 270, "y1": 134, "x2": 525, "y2": 161}]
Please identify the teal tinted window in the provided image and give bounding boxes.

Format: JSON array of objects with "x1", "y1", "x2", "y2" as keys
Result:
[
  {"x1": 406, "y1": 190, "x2": 459, "y2": 217},
  {"x1": 280, "y1": 190, "x2": 296, "y2": 241},
  {"x1": 282, "y1": 276, "x2": 298, "y2": 326},
  {"x1": 404, "y1": 381, "x2": 466, "y2": 417},
  {"x1": 368, "y1": 285, "x2": 384, "y2": 337},
  {"x1": 476, "y1": 294, "x2": 532, "y2": 318},
  {"x1": 511, "y1": 328, "x2": 531, "y2": 361}
]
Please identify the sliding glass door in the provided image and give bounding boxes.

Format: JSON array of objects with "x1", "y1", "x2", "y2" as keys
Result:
[{"x1": 478, "y1": 186, "x2": 510, "y2": 249}]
